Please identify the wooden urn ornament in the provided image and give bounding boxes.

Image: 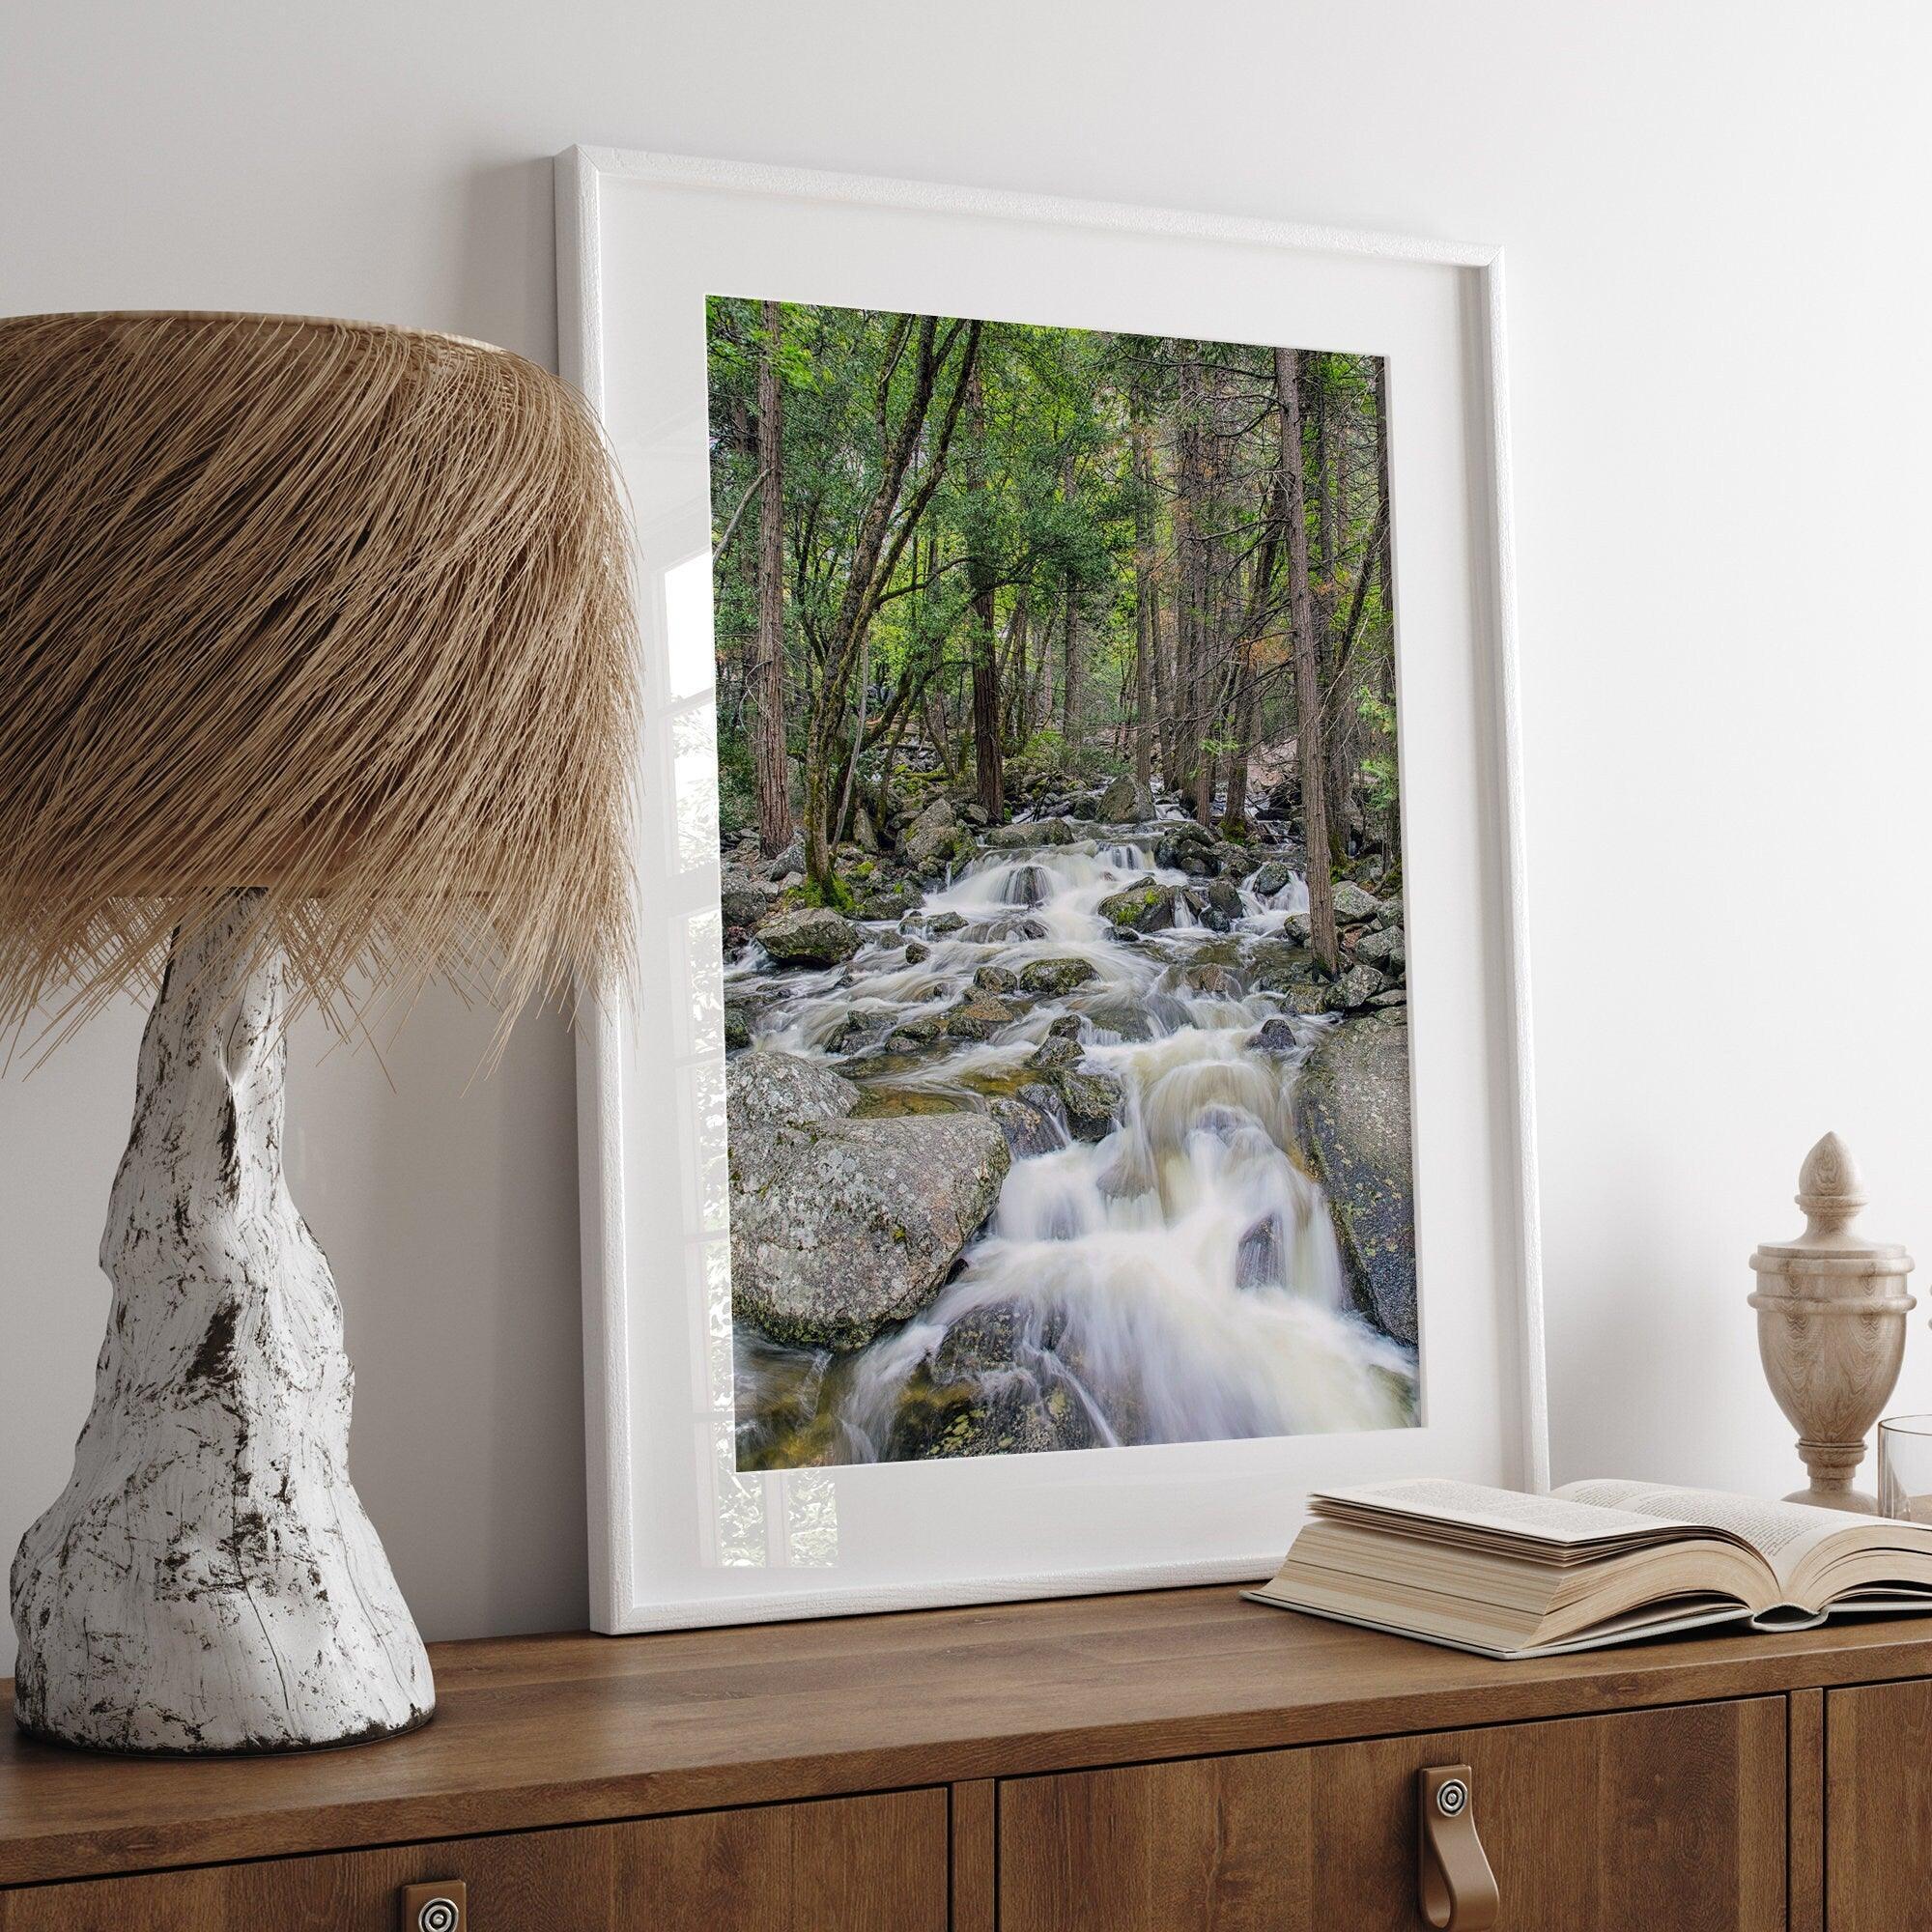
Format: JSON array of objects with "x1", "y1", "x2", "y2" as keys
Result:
[
  {"x1": 0, "y1": 312, "x2": 639, "y2": 1753},
  {"x1": 1748, "y1": 1133, "x2": 1915, "y2": 1514}
]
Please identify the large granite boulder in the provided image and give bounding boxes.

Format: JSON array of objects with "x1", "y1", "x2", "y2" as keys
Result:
[
  {"x1": 756, "y1": 905, "x2": 862, "y2": 967},
  {"x1": 1292, "y1": 1011, "x2": 1417, "y2": 1343},
  {"x1": 729, "y1": 1106, "x2": 1011, "y2": 1350},
  {"x1": 904, "y1": 820, "x2": 975, "y2": 874},
  {"x1": 724, "y1": 1049, "x2": 858, "y2": 1196},
  {"x1": 1095, "y1": 774, "x2": 1154, "y2": 823},
  {"x1": 1098, "y1": 879, "x2": 1177, "y2": 933},
  {"x1": 1330, "y1": 880, "x2": 1384, "y2": 924},
  {"x1": 984, "y1": 817, "x2": 1077, "y2": 849},
  {"x1": 1018, "y1": 956, "x2": 1097, "y2": 997}
]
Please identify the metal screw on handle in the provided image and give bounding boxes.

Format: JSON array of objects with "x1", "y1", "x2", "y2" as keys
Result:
[
  {"x1": 399, "y1": 1881, "x2": 467, "y2": 1932},
  {"x1": 1417, "y1": 1765, "x2": 1499, "y2": 1931}
]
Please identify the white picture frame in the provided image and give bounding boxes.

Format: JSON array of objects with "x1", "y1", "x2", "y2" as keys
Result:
[{"x1": 556, "y1": 144, "x2": 1548, "y2": 1634}]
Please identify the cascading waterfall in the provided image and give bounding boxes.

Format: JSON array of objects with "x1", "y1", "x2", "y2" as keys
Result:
[{"x1": 732, "y1": 831, "x2": 1416, "y2": 1464}]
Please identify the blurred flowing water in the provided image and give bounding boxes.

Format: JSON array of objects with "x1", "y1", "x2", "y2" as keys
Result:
[{"x1": 730, "y1": 831, "x2": 1417, "y2": 1466}]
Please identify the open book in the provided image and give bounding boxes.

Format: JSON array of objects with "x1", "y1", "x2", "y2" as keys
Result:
[{"x1": 1246, "y1": 1477, "x2": 1932, "y2": 1659}]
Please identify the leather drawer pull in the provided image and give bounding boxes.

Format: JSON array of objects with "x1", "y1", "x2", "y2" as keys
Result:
[
  {"x1": 399, "y1": 1880, "x2": 467, "y2": 1931},
  {"x1": 1417, "y1": 1765, "x2": 1499, "y2": 1930}
]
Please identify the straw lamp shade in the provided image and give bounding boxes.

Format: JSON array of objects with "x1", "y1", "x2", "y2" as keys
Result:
[{"x1": 0, "y1": 312, "x2": 640, "y2": 1752}]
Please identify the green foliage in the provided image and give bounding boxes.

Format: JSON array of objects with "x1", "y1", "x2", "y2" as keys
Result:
[
  {"x1": 1357, "y1": 688, "x2": 1400, "y2": 813},
  {"x1": 705, "y1": 296, "x2": 1401, "y2": 864},
  {"x1": 716, "y1": 727, "x2": 757, "y2": 837},
  {"x1": 799, "y1": 870, "x2": 856, "y2": 914}
]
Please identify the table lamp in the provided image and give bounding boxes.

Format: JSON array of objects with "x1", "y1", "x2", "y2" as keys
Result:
[{"x1": 0, "y1": 311, "x2": 638, "y2": 1753}]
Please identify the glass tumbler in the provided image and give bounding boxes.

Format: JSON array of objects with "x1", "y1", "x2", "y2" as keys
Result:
[{"x1": 1877, "y1": 1415, "x2": 1932, "y2": 1521}]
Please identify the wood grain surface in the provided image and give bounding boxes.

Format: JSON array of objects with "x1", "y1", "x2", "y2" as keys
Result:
[
  {"x1": 5, "y1": 1586, "x2": 1932, "y2": 1888},
  {"x1": 1824, "y1": 1676, "x2": 1932, "y2": 1931},
  {"x1": 1001, "y1": 1697, "x2": 1786, "y2": 1931},
  {"x1": 0, "y1": 1788, "x2": 943, "y2": 1931}
]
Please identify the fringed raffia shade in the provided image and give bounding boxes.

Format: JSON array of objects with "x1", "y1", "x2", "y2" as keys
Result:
[{"x1": 0, "y1": 311, "x2": 639, "y2": 1045}]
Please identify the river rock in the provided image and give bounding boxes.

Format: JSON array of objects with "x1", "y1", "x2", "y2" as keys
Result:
[
  {"x1": 1098, "y1": 879, "x2": 1177, "y2": 933},
  {"x1": 1335, "y1": 962, "x2": 1388, "y2": 1009},
  {"x1": 1247, "y1": 941, "x2": 1322, "y2": 994},
  {"x1": 985, "y1": 817, "x2": 1077, "y2": 848},
  {"x1": 1005, "y1": 862, "x2": 1051, "y2": 906},
  {"x1": 1047, "y1": 1010, "x2": 1083, "y2": 1037},
  {"x1": 887, "y1": 1011, "x2": 945, "y2": 1047},
  {"x1": 1018, "y1": 955, "x2": 1097, "y2": 996},
  {"x1": 1055, "y1": 1068, "x2": 1124, "y2": 1143},
  {"x1": 1183, "y1": 963, "x2": 1244, "y2": 998},
  {"x1": 967, "y1": 913, "x2": 1048, "y2": 944},
  {"x1": 1293, "y1": 1012, "x2": 1416, "y2": 1343},
  {"x1": 1095, "y1": 774, "x2": 1154, "y2": 822},
  {"x1": 1027, "y1": 1035, "x2": 1084, "y2": 1073},
  {"x1": 724, "y1": 1050, "x2": 859, "y2": 1196},
  {"x1": 857, "y1": 885, "x2": 919, "y2": 922},
  {"x1": 1249, "y1": 860, "x2": 1297, "y2": 898},
  {"x1": 1331, "y1": 880, "x2": 1383, "y2": 924},
  {"x1": 765, "y1": 834, "x2": 805, "y2": 881},
  {"x1": 1156, "y1": 824, "x2": 1221, "y2": 875},
  {"x1": 905, "y1": 821, "x2": 974, "y2": 874},
  {"x1": 924, "y1": 911, "x2": 966, "y2": 936},
  {"x1": 974, "y1": 964, "x2": 1019, "y2": 993},
  {"x1": 721, "y1": 876, "x2": 777, "y2": 928},
  {"x1": 944, "y1": 989, "x2": 1030, "y2": 1039},
  {"x1": 1236, "y1": 1212, "x2": 1287, "y2": 1290},
  {"x1": 905, "y1": 796, "x2": 956, "y2": 838},
  {"x1": 1246, "y1": 1017, "x2": 1298, "y2": 1056},
  {"x1": 883, "y1": 1301, "x2": 1100, "y2": 1459},
  {"x1": 1356, "y1": 926, "x2": 1405, "y2": 970},
  {"x1": 1370, "y1": 988, "x2": 1408, "y2": 1009},
  {"x1": 756, "y1": 905, "x2": 862, "y2": 967},
  {"x1": 991, "y1": 1094, "x2": 1065, "y2": 1158},
  {"x1": 885, "y1": 1360, "x2": 1099, "y2": 1459},
  {"x1": 902, "y1": 939, "x2": 930, "y2": 963},
  {"x1": 1283, "y1": 911, "x2": 1313, "y2": 946},
  {"x1": 730, "y1": 1114, "x2": 1012, "y2": 1350},
  {"x1": 724, "y1": 1007, "x2": 753, "y2": 1052},
  {"x1": 1184, "y1": 879, "x2": 1245, "y2": 931}
]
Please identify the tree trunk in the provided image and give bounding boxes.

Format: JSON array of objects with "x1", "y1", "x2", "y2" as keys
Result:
[
  {"x1": 753, "y1": 301, "x2": 792, "y2": 858},
  {"x1": 1275, "y1": 347, "x2": 1338, "y2": 976},
  {"x1": 10, "y1": 894, "x2": 434, "y2": 1752},
  {"x1": 1171, "y1": 354, "x2": 1205, "y2": 811},
  {"x1": 966, "y1": 363, "x2": 1005, "y2": 819},
  {"x1": 1130, "y1": 408, "x2": 1157, "y2": 795},
  {"x1": 1058, "y1": 451, "x2": 1083, "y2": 750}
]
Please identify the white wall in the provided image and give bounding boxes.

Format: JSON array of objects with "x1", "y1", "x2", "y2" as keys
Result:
[{"x1": 7, "y1": 0, "x2": 1932, "y2": 1674}]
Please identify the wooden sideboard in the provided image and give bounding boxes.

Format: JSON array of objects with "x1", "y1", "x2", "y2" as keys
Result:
[{"x1": 5, "y1": 1585, "x2": 1932, "y2": 1929}]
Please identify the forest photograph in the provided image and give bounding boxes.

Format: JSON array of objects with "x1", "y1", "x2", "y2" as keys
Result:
[{"x1": 708, "y1": 296, "x2": 1420, "y2": 1470}]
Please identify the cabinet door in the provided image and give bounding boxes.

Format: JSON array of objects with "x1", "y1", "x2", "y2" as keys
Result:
[
  {"x1": 1825, "y1": 1678, "x2": 1932, "y2": 1931},
  {"x1": 0, "y1": 1787, "x2": 946, "y2": 1931},
  {"x1": 1001, "y1": 1697, "x2": 1785, "y2": 1932}
]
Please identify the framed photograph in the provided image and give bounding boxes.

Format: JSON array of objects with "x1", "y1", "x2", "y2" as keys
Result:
[{"x1": 557, "y1": 146, "x2": 1547, "y2": 1634}]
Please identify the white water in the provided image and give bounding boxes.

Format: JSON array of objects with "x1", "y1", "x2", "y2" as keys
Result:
[{"x1": 732, "y1": 828, "x2": 1415, "y2": 1463}]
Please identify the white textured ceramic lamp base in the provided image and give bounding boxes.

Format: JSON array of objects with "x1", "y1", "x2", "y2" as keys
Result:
[{"x1": 9, "y1": 895, "x2": 434, "y2": 1752}]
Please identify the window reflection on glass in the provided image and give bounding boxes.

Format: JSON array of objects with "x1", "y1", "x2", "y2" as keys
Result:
[
  {"x1": 708, "y1": 1415, "x2": 768, "y2": 1567},
  {"x1": 663, "y1": 552, "x2": 718, "y2": 703},
  {"x1": 670, "y1": 704, "x2": 720, "y2": 874},
  {"x1": 783, "y1": 1471, "x2": 839, "y2": 1568}
]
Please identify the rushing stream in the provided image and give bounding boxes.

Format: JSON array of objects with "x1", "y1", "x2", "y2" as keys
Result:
[{"x1": 728, "y1": 823, "x2": 1418, "y2": 1467}]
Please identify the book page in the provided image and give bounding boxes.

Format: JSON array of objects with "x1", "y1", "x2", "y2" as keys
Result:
[
  {"x1": 1313, "y1": 1478, "x2": 1691, "y2": 1548},
  {"x1": 1554, "y1": 1480, "x2": 1851, "y2": 1579}
]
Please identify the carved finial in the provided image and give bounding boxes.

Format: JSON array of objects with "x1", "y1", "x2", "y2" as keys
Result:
[{"x1": 1797, "y1": 1130, "x2": 1866, "y2": 1233}]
